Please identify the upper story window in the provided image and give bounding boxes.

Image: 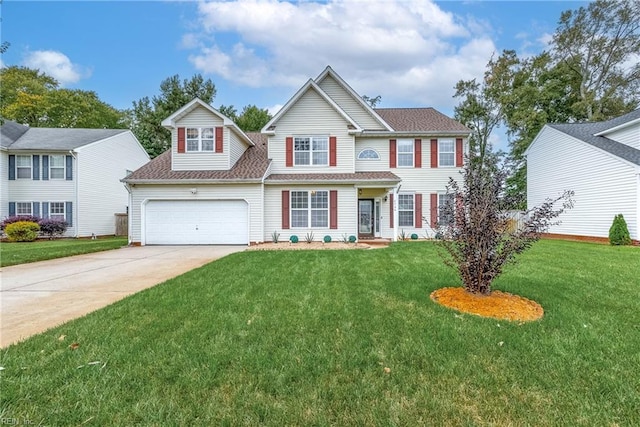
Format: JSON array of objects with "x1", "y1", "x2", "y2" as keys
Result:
[
  {"x1": 16, "y1": 202, "x2": 32, "y2": 216},
  {"x1": 291, "y1": 190, "x2": 329, "y2": 228},
  {"x1": 50, "y1": 155, "x2": 65, "y2": 179},
  {"x1": 439, "y1": 139, "x2": 455, "y2": 167},
  {"x1": 186, "y1": 127, "x2": 214, "y2": 152},
  {"x1": 16, "y1": 155, "x2": 32, "y2": 179},
  {"x1": 357, "y1": 148, "x2": 380, "y2": 160},
  {"x1": 50, "y1": 202, "x2": 66, "y2": 221},
  {"x1": 295, "y1": 136, "x2": 328, "y2": 166},
  {"x1": 398, "y1": 193, "x2": 415, "y2": 227},
  {"x1": 397, "y1": 139, "x2": 414, "y2": 167}
]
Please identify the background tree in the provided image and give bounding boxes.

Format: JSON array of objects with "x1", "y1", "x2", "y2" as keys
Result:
[
  {"x1": 218, "y1": 104, "x2": 238, "y2": 122},
  {"x1": 235, "y1": 105, "x2": 271, "y2": 132},
  {"x1": 127, "y1": 74, "x2": 216, "y2": 157},
  {"x1": 362, "y1": 95, "x2": 382, "y2": 108},
  {"x1": 437, "y1": 152, "x2": 574, "y2": 295},
  {"x1": 0, "y1": 66, "x2": 124, "y2": 128}
]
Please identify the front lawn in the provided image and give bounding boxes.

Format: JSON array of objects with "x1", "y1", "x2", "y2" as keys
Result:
[
  {"x1": 0, "y1": 237, "x2": 128, "y2": 267},
  {"x1": 1, "y1": 240, "x2": 638, "y2": 425}
]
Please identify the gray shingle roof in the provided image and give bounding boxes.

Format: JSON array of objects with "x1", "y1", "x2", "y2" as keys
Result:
[
  {"x1": 1, "y1": 121, "x2": 128, "y2": 150},
  {"x1": 265, "y1": 171, "x2": 401, "y2": 184},
  {"x1": 374, "y1": 108, "x2": 470, "y2": 133},
  {"x1": 0, "y1": 120, "x2": 29, "y2": 147},
  {"x1": 124, "y1": 132, "x2": 270, "y2": 183},
  {"x1": 548, "y1": 109, "x2": 640, "y2": 166}
]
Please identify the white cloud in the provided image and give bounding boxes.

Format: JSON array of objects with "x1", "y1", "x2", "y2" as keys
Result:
[
  {"x1": 267, "y1": 103, "x2": 283, "y2": 116},
  {"x1": 22, "y1": 50, "x2": 88, "y2": 85},
  {"x1": 187, "y1": 0, "x2": 497, "y2": 111}
]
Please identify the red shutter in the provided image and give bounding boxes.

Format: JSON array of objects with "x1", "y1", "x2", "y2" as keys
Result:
[
  {"x1": 329, "y1": 136, "x2": 337, "y2": 166},
  {"x1": 456, "y1": 138, "x2": 463, "y2": 167},
  {"x1": 430, "y1": 139, "x2": 438, "y2": 168},
  {"x1": 282, "y1": 190, "x2": 290, "y2": 229},
  {"x1": 286, "y1": 137, "x2": 293, "y2": 167},
  {"x1": 415, "y1": 193, "x2": 422, "y2": 228},
  {"x1": 414, "y1": 139, "x2": 422, "y2": 168},
  {"x1": 215, "y1": 126, "x2": 224, "y2": 153},
  {"x1": 389, "y1": 139, "x2": 397, "y2": 168},
  {"x1": 330, "y1": 190, "x2": 338, "y2": 229},
  {"x1": 430, "y1": 193, "x2": 438, "y2": 227},
  {"x1": 177, "y1": 127, "x2": 185, "y2": 153},
  {"x1": 389, "y1": 193, "x2": 394, "y2": 228}
]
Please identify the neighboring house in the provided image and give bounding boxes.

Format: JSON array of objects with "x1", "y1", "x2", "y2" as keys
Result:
[
  {"x1": 526, "y1": 109, "x2": 640, "y2": 242},
  {"x1": 124, "y1": 66, "x2": 470, "y2": 245},
  {"x1": 1, "y1": 120, "x2": 150, "y2": 237}
]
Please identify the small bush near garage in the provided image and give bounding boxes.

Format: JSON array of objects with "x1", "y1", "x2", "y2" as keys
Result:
[
  {"x1": 38, "y1": 218, "x2": 68, "y2": 239},
  {"x1": 609, "y1": 214, "x2": 632, "y2": 245},
  {"x1": 5, "y1": 221, "x2": 40, "y2": 242}
]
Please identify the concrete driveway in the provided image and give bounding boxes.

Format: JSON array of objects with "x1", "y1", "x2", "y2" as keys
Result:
[{"x1": 0, "y1": 245, "x2": 245, "y2": 348}]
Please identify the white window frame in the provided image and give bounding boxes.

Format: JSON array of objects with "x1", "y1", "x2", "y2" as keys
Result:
[
  {"x1": 290, "y1": 190, "x2": 329, "y2": 228},
  {"x1": 438, "y1": 193, "x2": 455, "y2": 226},
  {"x1": 438, "y1": 139, "x2": 455, "y2": 167},
  {"x1": 49, "y1": 202, "x2": 66, "y2": 221},
  {"x1": 16, "y1": 202, "x2": 33, "y2": 216},
  {"x1": 357, "y1": 148, "x2": 380, "y2": 160},
  {"x1": 186, "y1": 127, "x2": 215, "y2": 152},
  {"x1": 294, "y1": 136, "x2": 329, "y2": 166},
  {"x1": 16, "y1": 155, "x2": 32, "y2": 179},
  {"x1": 397, "y1": 139, "x2": 414, "y2": 167},
  {"x1": 398, "y1": 193, "x2": 414, "y2": 227},
  {"x1": 49, "y1": 154, "x2": 65, "y2": 180}
]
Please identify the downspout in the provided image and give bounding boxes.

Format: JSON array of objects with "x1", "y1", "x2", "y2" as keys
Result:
[
  {"x1": 636, "y1": 170, "x2": 640, "y2": 242},
  {"x1": 123, "y1": 182, "x2": 132, "y2": 245},
  {"x1": 69, "y1": 150, "x2": 78, "y2": 238}
]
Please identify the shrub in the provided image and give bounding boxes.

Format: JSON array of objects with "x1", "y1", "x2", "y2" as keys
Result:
[
  {"x1": 289, "y1": 235, "x2": 299, "y2": 244},
  {"x1": 5, "y1": 221, "x2": 40, "y2": 242},
  {"x1": 323, "y1": 235, "x2": 332, "y2": 243},
  {"x1": 411, "y1": 233, "x2": 419, "y2": 240},
  {"x1": 609, "y1": 214, "x2": 631, "y2": 246},
  {"x1": 272, "y1": 230, "x2": 280, "y2": 243},
  {"x1": 304, "y1": 232, "x2": 315, "y2": 243},
  {"x1": 341, "y1": 233, "x2": 349, "y2": 243},
  {"x1": 2, "y1": 215, "x2": 40, "y2": 230},
  {"x1": 348, "y1": 235, "x2": 357, "y2": 243},
  {"x1": 399, "y1": 230, "x2": 408, "y2": 241},
  {"x1": 38, "y1": 218, "x2": 68, "y2": 239}
]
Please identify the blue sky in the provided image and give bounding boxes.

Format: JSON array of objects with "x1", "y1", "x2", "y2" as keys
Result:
[{"x1": 2, "y1": 0, "x2": 587, "y2": 142}]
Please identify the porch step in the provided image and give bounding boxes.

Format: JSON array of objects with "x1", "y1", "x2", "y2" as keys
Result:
[{"x1": 359, "y1": 238, "x2": 392, "y2": 247}]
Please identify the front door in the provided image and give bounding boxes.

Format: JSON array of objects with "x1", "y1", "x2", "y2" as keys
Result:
[{"x1": 358, "y1": 199, "x2": 374, "y2": 237}]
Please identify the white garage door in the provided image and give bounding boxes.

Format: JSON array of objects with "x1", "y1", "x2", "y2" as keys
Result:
[{"x1": 145, "y1": 200, "x2": 248, "y2": 245}]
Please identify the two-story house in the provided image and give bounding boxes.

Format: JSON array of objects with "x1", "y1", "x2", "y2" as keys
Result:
[
  {"x1": 526, "y1": 109, "x2": 640, "y2": 242},
  {"x1": 124, "y1": 66, "x2": 470, "y2": 245},
  {"x1": 1, "y1": 120, "x2": 150, "y2": 237}
]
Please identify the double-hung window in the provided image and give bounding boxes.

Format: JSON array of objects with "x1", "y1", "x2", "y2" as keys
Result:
[
  {"x1": 398, "y1": 194, "x2": 414, "y2": 227},
  {"x1": 16, "y1": 155, "x2": 32, "y2": 179},
  {"x1": 50, "y1": 202, "x2": 65, "y2": 221},
  {"x1": 439, "y1": 139, "x2": 455, "y2": 167},
  {"x1": 438, "y1": 193, "x2": 455, "y2": 225},
  {"x1": 294, "y1": 136, "x2": 328, "y2": 166},
  {"x1": 186, "y1": 127, "x2": 214, "y2": 152},
  {"x1": 16, "y1": 202, "x2": 32, "y2": 216},
  {"x1": 50, "y1": 155, "x2": 65, "y2": 179},
  {"x1": 397, "y1": 139, "x2": 414, "y2": 167},
  {"x1": 291, "y1": 190, "x2": 329, "y2": 228}
]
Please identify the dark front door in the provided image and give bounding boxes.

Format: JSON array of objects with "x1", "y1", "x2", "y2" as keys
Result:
[{"x1": 359, "y1": 199, "x2": 374, "y2": 237}]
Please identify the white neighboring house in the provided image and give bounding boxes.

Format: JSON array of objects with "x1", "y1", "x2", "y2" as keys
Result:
[
  {"x1": 526, "y1": 109, "x2": 640, "y2": 242},
  {"x1": 1, "y1": 120, "x2": 150, "y2": 237},
  {"x1": 124, "y1": 66, "x2": 470, "y2": 245}
]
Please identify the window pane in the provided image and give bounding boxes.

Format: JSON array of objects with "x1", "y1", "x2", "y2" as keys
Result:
[
  {"x1": 17, "y1": 203, "x2": 32, "y2": 215},
  {"x1": 312, "y1": 152, "x2": 328, "y2": 165},
  {"x1": 294, "y1": 138, "x2": 310, "y2": 151},
  {"x1": 358, "y1": 149, "x2": 379, "y2": 160},
  {"x1": 310, "y1": 191, "x2": 328, "y2": 208},
  {"x1": 311, "y1": 210, "x2": 328, "y2": 227},
  {"x1": 397, "y1": 140, "x2": 413, "y2": 153},
  {"x1": 398, "y1": 153, "x2": 413, "y2": 167},
  {"x1": 398, "y1": 195, "x2": 414, "y2": 210},
  {"x1": 291, "y1": 191, "x2": 308, "y2": 209},
  {"x1": 202, "y1": 140, "x2": 214, "y2": 151},
  {"x1": 439, "y1": 140, "x2": 454, "y2": 152},
  {"x1": 398, "y1": 211, "x2": 413, "y2": 227},
  {"x1": 312, "y1": 137, "x2": 328, "y2": 151},
  {"x1": 17, "y1": 156, "x2": 31, "y2": 167},
  {"x1": 50, "y1": 202, "x2": 65, "y2": 214},
  {"x1": 186, "y1": 128, "x2": 199, "y2": 139},
  {"x1": 439, "y1": 153, "x2": 454, "y2": 166},
  {"x1": 295, "y1": 152, "x2": 310, "y2": 165},
  {"x1": 17, "y1": 168, "x2": 31, "y2": 179},
  {"x1": 50, "y1": 155, "x2": 65, "y2": 167},
  {"x1": 201, "y1": 128, "x2": 214, "y2": 139},
  {"x1": 291, "y1": 210, "x2": 308, "y2": 228}
]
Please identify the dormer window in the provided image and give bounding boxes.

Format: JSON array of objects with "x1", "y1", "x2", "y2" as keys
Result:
[
  {"x1": 357, "y1": 148, "x2": 380, "y2": 160},
  {"x1": 186, "y1": 127, "x2": 214, "y2": 152}
]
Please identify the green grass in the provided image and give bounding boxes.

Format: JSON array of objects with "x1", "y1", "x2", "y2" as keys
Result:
[
  {"x1": 1, "y1": 240, "x2": 638, "y2": 425},
  {"x1": 0, "y1": 237, "x2": 128, "y2": 267}
]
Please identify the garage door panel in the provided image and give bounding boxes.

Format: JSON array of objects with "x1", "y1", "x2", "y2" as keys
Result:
[{"x1": 145, "y1": 200, "x2": 248, "y2": 245}]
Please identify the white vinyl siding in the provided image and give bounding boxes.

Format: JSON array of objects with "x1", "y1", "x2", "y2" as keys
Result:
[
  {"x1": 229, "y1": 128, "x2": 249, "y2": 168},
  {"x1": 527, "y1": 126, "x2": 638, "y2": 240},
  {"x1": 267, "y1": 88, "x2": 355, "y2": 174},
  {"x1": 604, "y1": 126, "x2": 640, "y2": 149},
  {"x1": 397, "y1": 139, "x2": 414, "y2": 167},
  {"x1": 316, "y1": 74, "x2": 387, "y2": 130},
  {"x1": 439, "y1": 139, "x2": 455, "y2": 167},
  {"x1": 0, "y1": 152, "x2": 8, "y2": 219},
  {"x1": 171, "y1": 105, "x2": 228, "y2": 171},
  {"x1": 129, "y1": 184, "x2": 263, "y2": 244},
  {"x1": 76, "y1": 132, "x2": 150, "y2": 237}
]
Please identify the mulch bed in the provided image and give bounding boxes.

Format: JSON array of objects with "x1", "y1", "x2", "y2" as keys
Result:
[{"x1": 430, "y1": 287, "x2": 544, "y2": 322}]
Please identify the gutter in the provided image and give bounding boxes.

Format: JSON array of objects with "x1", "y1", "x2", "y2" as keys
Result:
[
  {"x1": 69, "y1": 150, "x2": 78, "y2": 238},
  {"x1": 121, "y1": 178, "x2": 264, "y2": 185}
]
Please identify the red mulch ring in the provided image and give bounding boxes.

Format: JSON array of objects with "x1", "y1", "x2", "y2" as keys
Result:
[{"x1": 430, "y1": 287, "x2": 544, "y2": 322}]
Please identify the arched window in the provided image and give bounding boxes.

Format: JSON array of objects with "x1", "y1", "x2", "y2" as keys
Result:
[{"x1": 357, "y1": 148, "x2": 380, "y2": 160}]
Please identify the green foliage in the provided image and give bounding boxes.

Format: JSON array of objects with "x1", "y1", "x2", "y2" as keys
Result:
[
  {"x1": 398, "y1": 229, "x2": 408, "y2": 241},
  {"x1": 5, "y1": 221, "x2": 40, "y2": 242},
  {"x1": 609, "y1": 214, "x2": 632, "y2": 246},
  {"x1": 411, "y1": 233, "x2": 419, "y2": 240},
  {"x1": 271, "y1": 230, "x2": 280, "y2": 243},
  {"x1": 0, "y1": 66, "x2": 124, "y2": 128},
  {"x1": 348, "y1": 235, "x2": 357, "y2": 243},
  {"x1": 127, "y1": 74, "x2": 216, "y2": 157},
  {"x1": 218, "y1": 104, "x2": 272, "y2": 132},
  {"x1": 289, "y1": 235, "x2": 299, "y2": 244},
  {"x1": 304, "y1": 232, "x2": 315, "y2": 243},
  {"x1": 361, "y1": 94, "x2": 382, "y2": 108},
  {"x1": 323, "y1": 235, "x2": 332, "y2": 243}
]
